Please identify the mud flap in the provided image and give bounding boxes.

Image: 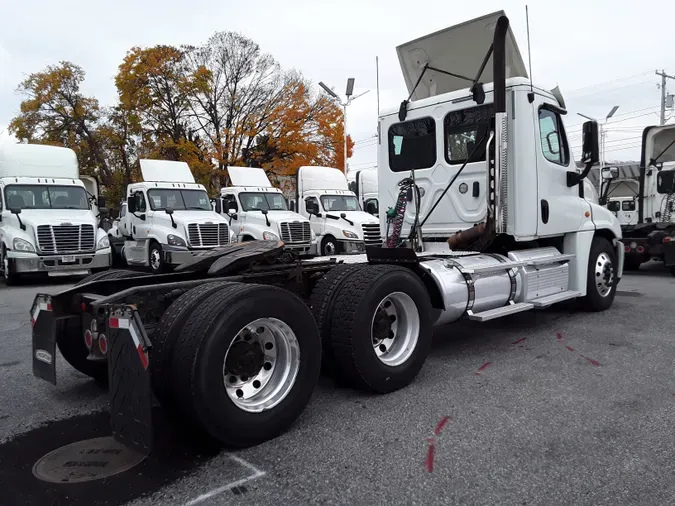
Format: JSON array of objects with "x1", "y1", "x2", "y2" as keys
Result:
[
  {"x1": 107, "y1": 306, "x2": 153, "y2": 456},
  {"x1": 31, "y1": 295, "x2": 56, "y2": 385}
]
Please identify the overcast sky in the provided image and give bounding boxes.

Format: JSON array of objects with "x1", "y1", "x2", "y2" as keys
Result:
[{"x1": 1, "y1": 0, "x2": 674, "y2": 175}]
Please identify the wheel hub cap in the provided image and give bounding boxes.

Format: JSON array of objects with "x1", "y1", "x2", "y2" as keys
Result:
[
  {"x1": 370, "y1": 292, "x2": 420, "y2": 367},
  {"x1": 595, "y1": 252, "x2": 615, "y2": 297},
  {"x1": 225, "y1": 339, "x2": 265, "y2": 377}
]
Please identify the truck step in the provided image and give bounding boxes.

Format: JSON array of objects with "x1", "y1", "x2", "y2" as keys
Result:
[
  {"x1": 460, "y1": 261, "x2": 526, "y2": 275},
  {"x1": 467, "y1": 302, "x2": 534, "y2": 322},
  {"x1": 525, "y1": 253, "x2": 576, "y2": 267},
  {"x1": 530, "y1": 290, "x2": 581, "y2": 308}
]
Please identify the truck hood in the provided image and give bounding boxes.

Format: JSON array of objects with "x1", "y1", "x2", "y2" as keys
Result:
[
  {"x1": 15, "y1": 209, "x2": 96, "y2": 227},
  {"x1": 326, "y1": 211, "x2": 379, "y2": 227},
  {"x1": 169, "y1": 210, "x2": 228, "y2": 225}
]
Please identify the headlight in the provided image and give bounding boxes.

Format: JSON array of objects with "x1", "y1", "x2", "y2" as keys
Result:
[
  {"x1": 263, "y1": 231, "x2": 279, "y2": 241},
  {"x1": 96, "y1": 236, "x2": 110, "y2": 250},
  {"x1": 13, "y1": 238, "x2": 35, "y2": 252},
  {"x1": 342, "y1": 229, "x2": 358, "y2": 239},
  {"x1": 167, "y1": 234, "x2": 187, "y2": 247}
]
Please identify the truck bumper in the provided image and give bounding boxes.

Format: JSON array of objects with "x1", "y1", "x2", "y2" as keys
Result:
[
  {"x1": 9, "y1": 249, "x2": 112, "y2": 275},
  {"x1": 162, "y1": 245, "x2": 194, "y2": 266},
  {"x1": 338, "y1": 239, "x2": 366, "y2": 254}
]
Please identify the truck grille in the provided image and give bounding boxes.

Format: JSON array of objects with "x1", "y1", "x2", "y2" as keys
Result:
[
  {"x1": 362, "y1": 223, "x2": 382, "y2": 245},
  {"x1": 187, "y1": 223, "x2": 229, "y2": 247},
  {"x1": 37, "y1": 224, "x2": 95, "y2": 253},
  {"x1": 279, "y1": 221, "x2": 311, "y2": 244}
]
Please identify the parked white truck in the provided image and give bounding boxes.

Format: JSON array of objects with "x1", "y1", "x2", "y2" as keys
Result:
[
  {"x1": 121, "y1": 159, "x2": 235, "y2": 273},
  {"x1": 216, "y1": 166, "x2": 315, "y2": 255},
  {"x1": 296, "y1": 165, "x2": 382, "y2": 255},
  {"x1": 0, "y1": 143, "x2": 111, "y2": 285},
  {"x1": 597, "y1": 125, "x2": 675, "y2": 272},
  {"x1": 29, "y1": 11, "x2": 624, "y2": 455}
]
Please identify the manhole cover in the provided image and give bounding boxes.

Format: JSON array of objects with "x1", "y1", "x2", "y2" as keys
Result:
[{"x1": 32, "y1": 436, "x2": 146, "y2": 483}]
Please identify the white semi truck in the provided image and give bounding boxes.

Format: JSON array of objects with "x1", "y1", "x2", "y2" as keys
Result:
[
  {"x1": 30, "y1": 11, "x2": 624, "y2": 454},
  {"x1": 0, "y1": 143, "x2": 111, "y2": 285},
  {"x1": 216, "y1": 166, "x2": 315, "y2": 255},
  {"x1": 296, "y1": 165, "x2": 382, "y2": 255},
  {"x1": 598, "y1": 125, "x2": 675, "y2": 272},
  {"x1": 120, "y1": 159, "x2": 235, "y2": 273}
]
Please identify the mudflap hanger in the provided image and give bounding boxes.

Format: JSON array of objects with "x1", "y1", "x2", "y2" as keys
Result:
[{"x1": 107, "y1": 305, "x2": 154, "y2": 456}]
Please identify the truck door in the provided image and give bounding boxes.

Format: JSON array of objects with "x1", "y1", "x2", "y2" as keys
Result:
[
  {"x1": 222, "y1": 193, "x2": 242, "y2": 238},
  {"x1": 304, "y1": 195, "x2": 325, "y2": 237},
  {"x1": 534, "y1": 101, "x2": 586, "y2": 236},
  {"x1": 126, "y1": 190, "x2": 149, "y2": 263}
]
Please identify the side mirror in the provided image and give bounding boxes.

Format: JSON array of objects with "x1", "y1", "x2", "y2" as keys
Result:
[
  {"x1": 227, "y1": 200, "x2": 238, "y2": 214},
  {"x1": 366, "y1": 200, "x2": 378, "y2": 215},
  {"x1": 165, "y1": 207, "x2": 174, "y2": 215},
  {"x1": 99, "y1": 207, "x2": 110, "y2": 217},
  {"x1": 97, "y1": 196, "x2": 106, "y2": 208},
  {"x1": 305, "y1": 199, "x2": 319, "y2": 215},
  {"x1": 214, "y1": 198, "x2": 222, "y2": 214},
  {"x1": 340, "y1": 212, "x2": 347, "y2": 219},
  {"x1": 581, "y1": 120, "x2": 600, "y2": 165},
  {"x1": 261, "y1": 209, "x2": 268, "y2": 215},
  {"x1": 10, "y1": 208, "x2": 21, "y2": 215},
  {"x1": 127, "y1": 196, "x2": 137, "y2": 213},
  {"x1": 601, "y1": 167, "x2": 618, "y2": 180},
  {"x1": 657, "y1": 170, "x2": 675, "y2": 194}
]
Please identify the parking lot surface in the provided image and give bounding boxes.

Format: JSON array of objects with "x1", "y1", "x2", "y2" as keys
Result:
[{"x1": 1, "y1": 265, "x2": 675, "y2": 505}]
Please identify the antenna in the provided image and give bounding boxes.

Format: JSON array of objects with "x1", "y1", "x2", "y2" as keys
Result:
[
  {"x1": 376, "y1": 56, "x2": 380, "y2": 116},
  {"x1": 525, "y1": 5, "x2": 535, "y2": 103}
]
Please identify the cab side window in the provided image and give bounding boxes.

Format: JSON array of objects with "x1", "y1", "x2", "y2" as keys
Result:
[
  {"x1": 388, "y1": 117, "x2": 437, "y2": 172},
  {"x1": 538, "y1": 108, "x2": 570, "y2": 166}
]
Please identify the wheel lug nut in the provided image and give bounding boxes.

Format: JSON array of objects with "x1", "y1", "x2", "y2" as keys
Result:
[
  {"x1": 263, "y1": 362, "x2": 272, "y2": 371},
  {"x1": 236, "y1": 389, "x2": 243, "y2": 398},
  {"x1": 253, "y1": 380, "x2": 261, "y2": 389}
]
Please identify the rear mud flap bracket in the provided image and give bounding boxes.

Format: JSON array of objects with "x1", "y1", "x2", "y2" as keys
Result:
[
  {"x1": 31, "y1": 295, "x2": 56, "y2": 385},
  {"x1": 107, "y1": 305, "x2": 153, "y2": 456}
]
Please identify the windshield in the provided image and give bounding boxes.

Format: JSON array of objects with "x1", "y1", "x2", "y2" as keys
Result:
[
  {"x1": 147, "y1": 189, "x2": 211, "y2": 211},
  {"x1": 320, "y1": 195, "x2": 361, "y2": 212},
  {"x1": 239, "y1": 192, "x2": 288, "y2": 211},
  {"x1": 3, "y1": 185, "x2": 89, "y2": 210}
]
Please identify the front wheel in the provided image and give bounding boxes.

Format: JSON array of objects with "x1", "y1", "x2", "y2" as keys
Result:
[
  {"x1": 1, "y1": 247, "x2": 20, "y2": 286},
  {"x1": 321, "y1": 236, "x2": 338, "y2": 256},
  {"x1": 582, "y1": 236, "x2": 618, "y2": 311},
  {"x1": 149, "y1": 242, "x2": 168, "y2": 274}
]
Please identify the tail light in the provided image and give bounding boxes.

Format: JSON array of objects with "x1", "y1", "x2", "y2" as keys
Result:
[
  {"x1": 84, "y1": 329, "x2": 93, "y2": 350},
  {"x1": 636, "y1": 246, "x2": 645, "y2": 254},
  {"x1": 98, "y1": 334, "x2": 108, "y2": 355},
  {"x1": 665, "y1": 236, "x2": 672, "y2": 244},
  {"x1": 624, "y1": 246, "x2": 631, "y2": 253}
]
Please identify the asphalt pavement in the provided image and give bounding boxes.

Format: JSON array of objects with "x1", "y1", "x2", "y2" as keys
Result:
[{"x1": 1, "y1": 264, "x2": 675, "y2": 506}]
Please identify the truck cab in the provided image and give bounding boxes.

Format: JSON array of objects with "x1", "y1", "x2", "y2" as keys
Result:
[
  {"x1": 0, "y1": 143, "x2": 111, "y2": 284},
  {"x1": 217, "y1": 166, "x2": 315, "y2": 255},
  {"x1": 354, "y1": 169, "x2": 379, "y2": 217},
  {"x1": 296, "y1": 165, "x2": 382, "y2": 255},
  {"x1": 606, "y1": 196, "x2": 639, "y2": 225},
  {"x1": 122, "y1": 159, "x2": 234, "y2": 273}
]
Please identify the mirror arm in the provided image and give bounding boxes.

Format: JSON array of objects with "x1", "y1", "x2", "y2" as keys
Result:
[
  {"x1": 169, "y1": 214, "x2": 177, "y2": 229},
  {"x1": 567, "y1": 161, "x2": 593, "y2": 188}
]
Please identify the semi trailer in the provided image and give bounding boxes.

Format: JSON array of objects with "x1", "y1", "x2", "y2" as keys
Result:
[{"x1": 30, "y1": 11, "x2": 623, "y2": 455}]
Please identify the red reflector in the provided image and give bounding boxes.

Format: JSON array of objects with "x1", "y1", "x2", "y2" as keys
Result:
[
  {"x1": 81, "y1": 303, "x2": 87, "y2": 311},
  {"x1": 84, "y1": 329, "x2": 93, "y2": 349},
  {"x1": 624, "y1": 246, "x2": 630, "y2": 253},
  {"x1": 99, "y1": 334, "x2": 108, "y2": 354},
  {"x1": 636, "y1": 246, "x2": 645, "y2": 253},
  {"x1": 665, "y1": 236, "x2": 672, "y2": 244},
  {"x1": 109, "y1": 317, "x2": 119, "y2": 328},
  {"x1": 46, "y1": 303, "x2": 52, "y2": 311}
]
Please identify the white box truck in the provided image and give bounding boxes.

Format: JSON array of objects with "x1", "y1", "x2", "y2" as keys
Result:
[
  {"x1": 296, "y1": 165, "x2": 382, "y2": 255},
  {"x1": 121, "y1": 159, "x2": 235, "y2": 273},
  {"x1": 354, "y1": 168, "x2": 379, "y2": 217},
  {"x1": 0, "y1": 143, "x2": 111, "y2": 285},
  {"x1": 217, "y1": 166, "x2": 315, "y2": 255}
]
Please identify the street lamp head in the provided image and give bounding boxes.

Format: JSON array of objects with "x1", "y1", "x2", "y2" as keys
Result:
[
  {"x1": 607, "y1": 105, "x2": 620, "y2": 119},
  {"x1": 318, "y1": 81, "x2": 340, "y2": 99},
  {"x1": 345, "y1": 78, "x2": 355, "y2": 97}
]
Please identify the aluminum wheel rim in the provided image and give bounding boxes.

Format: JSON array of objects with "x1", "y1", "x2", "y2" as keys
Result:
[
  {"x1": 370, "y1": 292, "x2": 420, "y2": 367},
  {"x1": 150, "y1": 249, "x2": 161, "y2": 270},
  {"x1": 223, "y1": 317, "x2": 300, "y2": 413},
  {"x1": 595, "y1": 252, "x2": 615, "y2": 297},
  {"x1": 324, "y1": 241, "x2": 336, "y2": 255}
]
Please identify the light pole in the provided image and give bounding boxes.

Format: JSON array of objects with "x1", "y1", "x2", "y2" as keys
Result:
[{"x1": 319, "y1": 79, "x2": 370, "y2": 172}]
